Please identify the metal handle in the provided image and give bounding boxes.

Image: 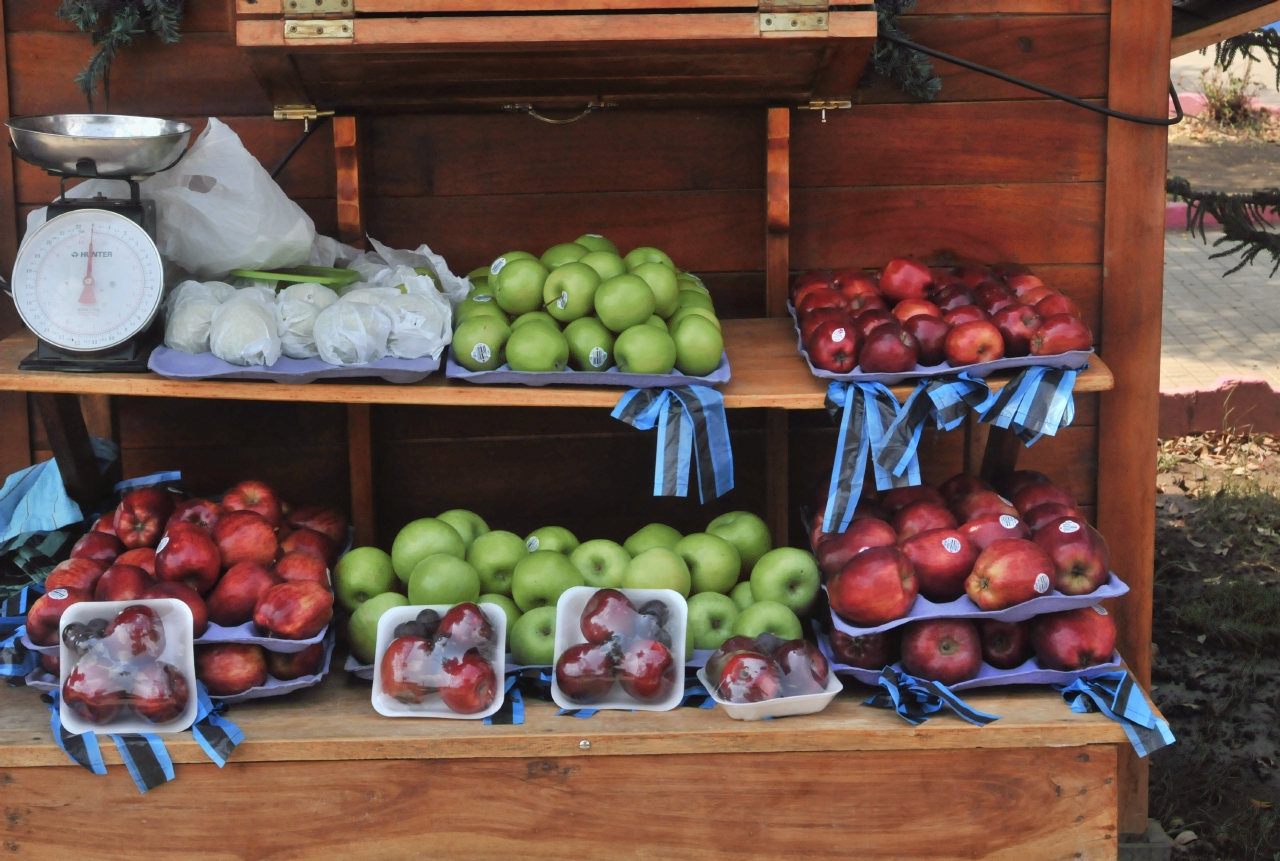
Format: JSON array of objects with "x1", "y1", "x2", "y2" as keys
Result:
[{"x1": 503, "y1": 101, "x2": 615, "y2": 124}]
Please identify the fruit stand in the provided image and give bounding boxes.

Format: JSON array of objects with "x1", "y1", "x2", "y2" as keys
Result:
[{"x1": 0, "y1": 0, "x2": 1169, "y2": 856}]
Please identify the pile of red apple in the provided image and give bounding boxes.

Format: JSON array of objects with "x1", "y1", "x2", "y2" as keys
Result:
[
  {"x1": 61, "y1": 604, "x2": 190, "y2": 726},
  {"x1": 705, "y1": 632, "x2": 829, "y2": 704},
  {"x1": 379, "y1": 603, "x2": 500, "y2": 715},
  {"x1": 791, "y1": 259, "x2": 1093, "y2": 375},
  {"x1": 26, "y1": 480, "x2": 347, "y2": 697},
  {"x1": 810, "y1": 470, "x2": 1111, "y2": 627},
  {"x1": 555, "y1": 589, "x2": 679, "y2": 705}
]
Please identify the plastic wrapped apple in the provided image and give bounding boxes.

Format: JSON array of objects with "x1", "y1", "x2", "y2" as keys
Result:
[{"x1": 374, "y1": 602, "x2": 503, "y2": 717}]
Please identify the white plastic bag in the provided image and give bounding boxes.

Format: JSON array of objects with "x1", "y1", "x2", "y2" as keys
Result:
[
  {"x1": 143, "y1": 119, "x2": 315, "y2": 279},
  {"x1": 308, "y1": 235, "x2": 362, "y2": 269},
  {"x1": 383, "y1": 291, "x2": 451, "y2": 360},
  {"x1": 276, "y1": 282, "x2": 338, "y2": 359},
  {"x1": 348, "y1": 237, "x2": 470, "y2": 307},
  {"x1": 313, "y1": 301, "x2": 392, "y2": 365},
  {"x1": 340, "y1": 286, "x2": 404, "y2": 306},
  {"x1": 164, "y1": 281, "x2": 226, "y2": 354},
  {"x1": 209, "y1": 293, "x2": 282, "y2": 366}
]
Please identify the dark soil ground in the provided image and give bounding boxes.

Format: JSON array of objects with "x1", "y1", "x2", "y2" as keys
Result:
[{"x1": 1151, "y1": 432, "x2": 1280, "y2": 859}]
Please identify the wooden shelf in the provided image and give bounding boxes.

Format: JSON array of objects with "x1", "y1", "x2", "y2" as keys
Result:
[{"x1": 0, "y1": 318, "x2": 1114, "y2": 410}]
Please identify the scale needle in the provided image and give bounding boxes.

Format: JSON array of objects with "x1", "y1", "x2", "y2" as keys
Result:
[{"x1": 78, "y1": 228, "x2": 96, "y2": 305}]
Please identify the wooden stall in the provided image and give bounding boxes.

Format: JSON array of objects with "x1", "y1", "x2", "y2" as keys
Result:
[{"x1": 0, "y1": 0, "x2": 1170, "y2": 856}]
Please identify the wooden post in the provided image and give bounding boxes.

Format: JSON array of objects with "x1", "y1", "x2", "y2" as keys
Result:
[
  {"x1": 765, "y1": 107, "x2": 791, "y2": 545},
  {"x1": 334, "y1": 116, "x2": 366, "y2": 250},
  {"x1": 347, "y1": 404, "x2": 376, "y2": 548},
  {"x1": 1097, "y1": 0, "x2": 1172, "y2": 835},
  {"x1": 32, "y1": 393, "x2": 107, "y2": 510}
]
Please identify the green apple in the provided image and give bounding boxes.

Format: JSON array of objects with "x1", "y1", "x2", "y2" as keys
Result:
[
  {"x1": 677, "y1": 277, "x2": 709, "y2": 295},
  {"x1": 622, "y1": 547, "x2": 691, "y2": 597},
  {"x1": 452, "y1": 316, "x2": 510, "y2": 372},
  {"x1": 467, "y1": 530, "x2": 528, "y2": 596},
  {"x1": 491, "y1": 250, "x2": 535, "y2": 272},
  {"x1": 563, "y1": 317, "x2": 615, "y2": 371},
  {"x1": 575, "y1": 234, "x2": 619, "y2": 255},
  {"x1": 512, "y1": 311, "x2": 560, "y2": 331},
  {"x1": 676, "y1": 289, "x2": 715, "y2": 311},
  {"x1": 408, "y1": 553, "x2": 481, "y2": 605},
  {"x1": 579, "y1": 250, "x2": 627, "y2": 282},
  {"x1": 675, "y1": 532, "x2": 741, "y2": 595},
  {"x1": 614, "y1": 325, "x2": 676, "y2": 375},
  {"x1": 525, "y1": 526, "x2": 579, "y2": 555},
  {"x1": 509, "y1": 605, "x2": 557, "y2": 666},
  {"x1": 730, "y1": 580, "x2": 755, "y2": 610},
  {"x1": 541, "y1": 242, "x2": 589, "y2": 269},
  {"x1": 686, "y1": 592, "x2": 740, "y2": 651},
  {"x1": 467, "y1": 266, "x2": 492, "y2": 281},
  {"x1": 511, "y1": 550, "x2": 584, "y2": 612},
  {"x1": 494, "y1": 257, "x2": 549, "y2": 315},
  {"x1": 436, "y1": 509, "x2": 489, "y2": 551},
  {"x1": 455, "y1": 301, "x2": 507, "y2": 328},
  {"x1": 624, "y1": 246, "x2": 675, "y2": 271},
  {"x1": 673, "y1": 315, "x2": 724, "y2": 377},
  {"x1": 731, "y1": 600, "x2": 802, "y2": 640},
  {"x1": 595, "y1": 274, "x2": 657, "y2": 333},
  {"x1": 669, "y1": 307, "x2": 721, "y2": 333},
  {"x1": 505, "y1": 322, "x2": 569, "y2": 372},
  {"x1": 643, "y1": 315, "x2": 668, "y2": 333},
  {"x1": 333, "y1": 546, "x2": 396, "y2": 614},
  {"x1": 570, "y1": 539, "x2": 631, "y2": 588},
  {"x1": 391, "y1": 518, "x2": 467, "y2": 582},
  {"x1": 347, "y1": 592, "x2": 408, "y2": 664},
  {"x1": 631, "y1": 261, "x2": 680, "y2": 318},
  {"x1": 706, "y1": 511, "x2": 772, "y2": 577},
  {"x1": 749, "y1": 547, "x2": 821, "y2": 614},
  {"x1": 479, "y1": 593, "x2": 520, "y2": 649},
  {"x1": 624, "y1": 523, "x2": 683, "y2": 557},
  {"x1": 542, "y1": 262, "x2": 601, "y2": 323}
]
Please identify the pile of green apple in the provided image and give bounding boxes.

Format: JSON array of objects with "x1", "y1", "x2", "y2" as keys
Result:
[
  {"x1": 335, "y1": 508, "x2": 822, "y2": 669},
  {"x1": 451, "y1": 234, "x2": 725, "y2": 377}
]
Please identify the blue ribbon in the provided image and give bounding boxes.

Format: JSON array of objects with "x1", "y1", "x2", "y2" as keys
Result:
[
  {"x1": 877, "y1": 374, "x2": 995, "y2": 479},
  {"x1": 0, "y1": 624, "x2": 37, "y2": 678},
  {"x1": 612, "y1": 386, "x2": 734, "y2": 502},
  {"x1": 978, "y1": 366, "x2": 1079, "y2": 446},
  {"x1": 190, "y1": 683, "x2": 245, "y2": 767},
  {"x1": 822, "y1": 381, "x2": 908, "y2": 533},
  {"x1": 113, "y1": 470, "x2": 182, "y2": 497},
  {"x1": 44, "y1": 692, "x2": 108, "y2": 775},
  {"x1": 484, "y1": 675, "x2": 525, "y2": 726},
  {"x1": 108, "y1": 733, "x2": 176, "y2": 793},
  {"x1": 863, "y1": 667, "x2": 1001, "y2": 726},
  {"x1": 681, "y1": 676, "x2": 717, "y2": 709},
  {"x1": 1055, "y1": 671, "x2": 1175, "y2": 758}
]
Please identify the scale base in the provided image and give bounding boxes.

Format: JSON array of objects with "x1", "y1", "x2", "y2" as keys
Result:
[{"x1": 19, "y1": 328, "x2": 160, "y2": 373}]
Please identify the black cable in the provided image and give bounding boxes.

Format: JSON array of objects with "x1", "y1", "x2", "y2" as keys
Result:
[
  {"x1": 270, "y1": 115, "x2": 331, "y2": 180},
  {"x1": 882, "y1": 33, "x2": 1184, "y2": 127}
]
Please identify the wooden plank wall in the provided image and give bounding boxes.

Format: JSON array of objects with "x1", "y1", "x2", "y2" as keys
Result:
[{"x1": 1, "y1": 0, "x2": 1111, "y2": 544}]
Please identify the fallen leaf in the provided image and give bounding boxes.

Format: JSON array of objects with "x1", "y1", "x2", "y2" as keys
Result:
[
  {"x1": 1188, "y1": 538, "x2": 1207, "y2": 548},
  {"x1": 1197, "y1": 634, "x2": 1207, "y2": 643},
  {"x1": 1175, "y1": 830, "x2": 1198, "y2": 845},
  {"x1": 1251, "y1": 799, "x2": 1272, "y2": 809},
  {"x1": 1194, "y1": 670, "x2": 1207, "y2": 679}
]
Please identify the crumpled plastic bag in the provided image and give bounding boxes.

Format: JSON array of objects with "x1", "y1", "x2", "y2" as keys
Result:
[
  {"x1": 313, "y1": 301, "x2": 391, "y2": 366},
  {"x1": 340, "y1": 286, "x2": 404, "y2": 306},
  {"x1": 347, "y1": 237, "x2": 469, "y2": 307},
  {"x1": 275, "y1": 282, "x2": 338, "y2": 359},
  {"x1": 308, "y1": 235, "x2": 362, "y2": 269},
  {"x1": 209, "y1": 292, "x2": 281, "y2": 366},
  {"x1": 279, "y1": 281, "x2": 338, "y2": 309},
  {"x1": 164, "y1": 280, "x2": 234, "y2": 354},
  {"x1": 383, "y1": 290, "x2": 451, "y2": 359}
]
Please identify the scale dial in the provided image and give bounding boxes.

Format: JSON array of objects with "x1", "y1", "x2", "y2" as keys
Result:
[{"x1": 12, "y1": 209, "x2": 164, "y2": 353}]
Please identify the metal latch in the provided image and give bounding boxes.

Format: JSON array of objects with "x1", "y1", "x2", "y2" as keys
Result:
[
  {"x1": 284, "y1": 0, "x2": 352, "y2": 16},
  {"x1": 284, "y1": 19, "x2": 353, "y2": 40},
  {"x1": 273, "y1": 105, "x2": 337, "y2": 131},
  {"x1": 798, "y1": 99, "x2": 851, "y2": 121},
  {"x1": 760, "y1": 12, "x2": 827, "y2": 31}
]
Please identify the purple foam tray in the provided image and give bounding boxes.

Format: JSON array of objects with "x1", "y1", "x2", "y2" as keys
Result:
[
  {"x1": 194, "y1": 620, "x2": 327, "y2": 652},
  {"x1": 211, "y1": 633, "x2": 335, "y2": 703},
  {"x1": 788, "y1": 305, "x2": 1092, "y2": 386},
  {"x1": 813, "y1": 625, "x2": 1121, "y2": 692},
  {"x1": 149, "y1": 346, "x2": 440, "y2": 385},
  {"x1": 444, "y1": 351, "x2": 729, "y2": 388},
  {"x1": 826, "y1": 572, "x2": 1129, "y2": 638},
  {"x1": 345, "y1": 649, "x2": 712, "y2": 680}
]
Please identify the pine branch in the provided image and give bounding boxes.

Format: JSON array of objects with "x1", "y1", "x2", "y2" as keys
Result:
[
  {"x1": 1167, "y1": 176, "x2": 1280, "y2": 276},
  {"x1": 868, "y1": 0, "x2": 943, "y2": 101},
  {"x1": 1203, "y1": 29, "x2": 1280, "y2": 90},
  {"x1": 56, "y1": 0, "x2": 184, "y2": 110}
]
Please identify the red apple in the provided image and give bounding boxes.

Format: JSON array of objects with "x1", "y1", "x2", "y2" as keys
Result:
[
  {"x1": 267, "y1": 642, "x2": 326, "y2": 681},
  {"x1": 892, "y1": 501, "x2": 957, "y2": 542},
  {"x1": 382, "y1": 635, "x2": 441, "y2": 703},
  {"x1": 978, "y1": 619, "x2": 1033, "y2": 670},
  {"x1": 829, "y1": 629, "x2": 899, "y2": 670},
  {"x1": 807, "y1": 320, "x2": 860, "y2": 374},
  {"x1": 439, "y1": 602, "x2": 497, "y2": 650},
  {"x1": 833, "y1": 268, "x2": 880, "y2": 300},
  {"x1": 939, "y1": 474, "x2": 994, "y2": 506},
  {"x1": 222, "y1": 480, "x2": 283, "y2": 529},
  {"x1": 859, "y1": 326, "x2": 920, "y2": 374},
  {"x1": 1034, "y1": 516, "x2": 1111, "y2": 595},
  {"x1": 1012, "y1": 483, "x2": 1076, "y2": 515},
  {"x1": 892, "y1": 299, "x2": 942, "y2": 322},
  {"x1": 827, "y1": 546, "x2": 918, "y2": 627},
  {"x1": 900, "y1": 528, "x2": 979, "y2": 603},
  {"x1": 879, "y1": 258, "x2": 933, "y2": 303},
  {"x1": 142, "y1": 582, "x2": 209, "y2": 638},
  {"x1": 991, "y1": 304, "x2": 1043, "y2": 358},
  {"x1": 116, "y1": 548, "x2": 156, "y2": 577},
  {"x1": 1034, "y1": 293, "x2": 1081, "y2": 319},
  {"x1": 800, "y1": 306, "x2": 850, "y2": 343},
  {"x1": 212, "y1": 510, "x2": 278, "y2": 568},
  {"x1": 208, "y1": 561, "x2": 280, "y2": 628},
  {"x1": 273, "y1": 552, "x2": 330, "y2": 588},
  {"x1": 794, "y1": 280, "x2": 839, "y2": 310},
  {"x1": 903, "y1": 315, "x2": 951, "y2": 367},
  {"x1": 773, "y1": 639, "x2": 830, "y2": 696},
  {"x1": 114, "y1": 487, "x2": 176, "y2": 550},
  {"x1": 438, "y1": 651, "x2": 498, "y2": 714},
  {"x1": 942, "y1": 305, "x2": 989, "y2": 328},
  {"x1": 70, "y1": 531, "x2": 124, "y2": 566},
  {"x1": 974, "y1": 281, "x2": 1016, "y2": 315},
  {"x1": 285, "y1": 506, "x2": 348, "y2": 547},
  {"x1": 279, "y1": 527, "x2": 336, "y2": 566},
  {"x1": 954, "y1": 266, "x2": 992, "y2": 288},
  {"x1": 1025, "y1": 502, "x2": 1084, "y2": 533},
  {"x1": 816, "y1": 518, "x2": 898, "y2": 578},
  {"x1": 1004, "y1": 272, "x2": 1043, "y2": 294},
  {"x1": 40, "y1": 652, "x2": 60, "y2": 676},
  {"x1": 797, "y1": 288, "x2": 850, "y2": 318},
  {"x1": 44, "y1": 558, "x2": 107, "y2": 594},
  {"x1": 579, "y1": 589, "x2": 637, "y2": 646},
  {"x1": 26, "y1": 586, "x2": 92, "y2": 646},
  {"x1": 166, "y1": 499, "x2": 224, "y2": 533},
  {"x1": 1017, "y1": 286, "x2": 1056, "y2": 307},
  {"x1": 155, "y1": 522, "x2": 221, "y2": 594},
  {"x1": 196, "y1": 643, "x2": 268, "y2": 696},
  {"x1": 714, "y1": 651, "x2": 782, "y2": 703},
  {"x1": 130, "y1": 661, "x2": 190, "y2": 724},
  {"x1": 932, "y1": 283, "x2": 977, "y2": 312},
  {"x1": 1033, "y1": 606, "x2": 1117, "y2": 671},
  {"x1": 854, "y1": 308, "x2": 899, "y2": 341},
  {"x1": 930, "y1": 268, "x2": 963, "y2": 289},
  {"x1": 1002, "y1": 470, "x2": 1052, "y2": 499},
  {"x1": 944, "y1": 320, "x2": 1005, "y2": 366},
  {"x1": 901, "y1": 618, "x2": 982, "y2": 685},
  {"x1": 92, "y1": 513, "x2": 118, "y2": 536},
  {"x1": 848, "y1": 292, "x2": 889, "y2": 315},
  {"x1": 790, "y1": 270, "x2": 833, "y2": 302},
  {"x1": 63, "y1": 653, "x2": 128, "y2": 723},
  {"x1": 1030, "y1": 314, "x2": 1093, "y2": 355},
  {"x1": 253, "y1": 581, "x2": 333, "y2": 640},
  {"x1": 101, "y1": 604, "x2": 165, "y2": 663},
  {"x1": 952, "y1": 490, "x2": 1019, "y2": 524},
  {"x1": 959, "y1": 513, "x2": 1030, "y2": 550},
  {"x1": 706, "y1": 637, "x2": 765, "y2": 683},
  {"x1": 618, "y1": 639, "x2": 676, "y2": 702},
  {"x1": 94, "y1": 564, "x2": 155, "y2": 602},
  {"x1": 882, "y1": 485, "x2": 946, "y2": 512},
  {"x1": 965, "y1": 538, "x2": 1056, "y2": 610}
]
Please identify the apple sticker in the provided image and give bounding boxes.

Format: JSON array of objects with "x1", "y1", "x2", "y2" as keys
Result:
[
  {"x1": 589, "y1": 347, "x2": 608, "y2": 369},
  {"x1": 999, "y1": 515, "x2": 1019, "y2": 529},
  {"x1": 473, "y1": 294, "x2": 492, "y2": 303},
  {"x1": 998, "y1": 496, "x2": 1012, "y2": 505},
  {"x1": 556, "y1": 291, "x2": 569, "y2": 310},
  {"x1": 526, "y1": 536, "x2": 540, "y2": 552},
  {"x1": 157, "y1": 536, "x2": 169, "y2": 553},
  {"x1": 471, "y1": 343, "x2": 492, "y2": 364},
  {"x1": 490, "y1": 257, "x2": 507, "y2": 276},
  {"x1": 48, "y1": 588, "x2": 68, "y2": 600},
  {"x1": 1093, "y1": 605, "x2": 1108, "y2": 615},
  {"x1": 1034, "y1": 573, "x2": 1051, "y2": 593},
  {"x1": 831, "y1": 328, "x2": 847, "y2": 343},
  {"x1": 941, "y1": 537, "x2": 962, "y2": 553},
  {"x1": 1059, "y1": 520, "x2": 1081, "y2": 534}
]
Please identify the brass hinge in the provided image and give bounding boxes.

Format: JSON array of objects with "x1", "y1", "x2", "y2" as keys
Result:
[
  {"x1": 284, "y1": 0, "x2": 352, "y2": 16},
  {"x1": 273, "y1": 105, "x2": 337, "y2": 131},
  {"x1": 760, "y1": 11, "x2": 828, "y2": 32},
  {"x1": 284, "y1": 18, "x2": 353, "y2": 41},
  {"x1": 798, "y1": 99, "x2": 851, "y2": 121}
]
